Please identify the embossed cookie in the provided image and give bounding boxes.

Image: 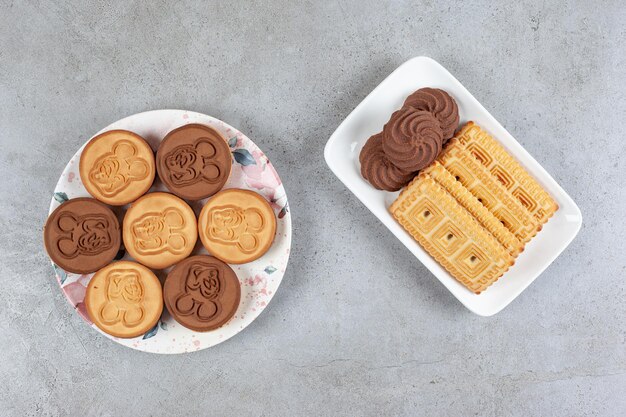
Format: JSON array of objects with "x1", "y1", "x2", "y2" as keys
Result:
[
  {"x1": 80, "y1": 130, "x2": 155, "y2": 206},
  {"x1": 123, "y1": 192, "x2": 197, "y2": 269},
  {"x1": 359, "y1": 132, "x2": 415, "y2": 191},
  {"x1": 156, "y1": 124, "x2": 232, "y2": 200},
  {"x1": 85, "y1": 261, "x2": 163, "y2": 338},
  {"x1": 163, "y1": 255, "x2": 241, "y2": 332},
  {"x1": 438, "y1": 138, "x2": 541, "y2": 243},
  {"x1": 403, "y1": 87, "x2": 460, "y2": 140},
  {"x1": 390, "y1": 175, "x2": 513, "y2": 294},
  {"x1": 198, "y1": 189, "x2": 276, "y2": 264},
  {"x1": 44, "y1": 198, "x2": 121, "y2": 274},
  {"x1": 422, "y1": 162, "x2": 524, "y2": 257},
  {"x1": 453, "y1": 122, "x2": 558, "y2": 225},
  {"x1": 382, "y1": 109, "x2": 444, "y2": 172}
]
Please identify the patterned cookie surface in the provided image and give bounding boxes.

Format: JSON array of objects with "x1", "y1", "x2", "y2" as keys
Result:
[
  {"x1": 359, "y1": 133, "x2": 415, "y2": 191},
  {"x1": 455, "y1": 122, "x2": 558, "y2": 224},
  {"x1": 402, "y1": 87, "x2": 459, "y2": 140},
  {"x1": 438, "y1": 139, "x2": 541, "y2": 244},
  {"x1": 422, "y1": 162, "x2": 524, "y2": 256},
  {"x1": 390, "y1": 176, "x2": 513, "y2": 294},
  {"x1": 85, "y1": 261, "x2": 163, "y2": 338}
]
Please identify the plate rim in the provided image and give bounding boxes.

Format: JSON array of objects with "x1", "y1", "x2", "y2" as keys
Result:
[{"x1": 324, "y1": 56, "x2": 582, "y2": 316}]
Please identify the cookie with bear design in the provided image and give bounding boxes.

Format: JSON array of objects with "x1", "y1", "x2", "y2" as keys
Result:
[
  {"x1": 123, "y1": 192, "x2": 197, "y2": 269},
  {"x1": 44, "y1": 197, "x2": 121, "y2": 274},
  {"x1": 164, "y1": 255, "x2": 241, "y2": 332},
  {"x1": 156, "y1": 124, "x2": 232, "y2": 201},
  {"x1": 198, "y1": 189, "x2": 276, "y2": 264},
  {"x1": 79, "y1": 130, "x2": 155, "y2": 206},
  {"x1": 85, "y1": 261, "x2": 163, "y2": 338}
]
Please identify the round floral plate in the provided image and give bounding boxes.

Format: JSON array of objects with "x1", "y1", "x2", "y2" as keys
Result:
[{"x1": 48, "y1": 110, "x2": 291, "y2": 354}]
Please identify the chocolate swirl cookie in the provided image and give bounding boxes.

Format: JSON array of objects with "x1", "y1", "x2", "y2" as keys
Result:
[
  {"x1": 403, "y1": 88, "x2": 459, "y2": 140},
  {"x1": 382, "y1": 109, "x2": 444, "y2": 172},
  {"x1": 359, "y1": 133, "x2": 415, "y2": 191}
]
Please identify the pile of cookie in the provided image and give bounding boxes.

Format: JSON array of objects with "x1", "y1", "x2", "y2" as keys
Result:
[
  {"x1": 359, "y1": 88, "x2": 558, "y2": 293},
  {"x1": 359, "y1": 88, "x2": 459, "y2": 191},
  {"x1": 44, "y1": 125, "x2": 276, "y2": 338}
]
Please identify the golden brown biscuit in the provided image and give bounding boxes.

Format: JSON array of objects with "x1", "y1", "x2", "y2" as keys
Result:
[
  {"x1": 85, "y1": 261, "x2": 163, "y2": 338},
  {"x1": 198, "y1": 189, "x2": 276, "y2": 264},
  {"x1": 438, "y1": 139, "x2": 541, "y2": 244},
  {"x1": 80, "y1": 130, "x2": 155, "y2": 206},
  {"x1": 422, "y1": 162, "x2": 524, "y2": 257},
  {"x1": 454, "y1": 122, "x2": 558, "y2": 224},
  {"x1": 123, "y1": 192, "x2": 197, "y2": 269},
  {"x1": 390, "y1": 175, "x2": 513, "y2": 294}
]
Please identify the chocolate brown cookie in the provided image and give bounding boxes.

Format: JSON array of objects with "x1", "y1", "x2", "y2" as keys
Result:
[
  {"x1": 163, "y1": 255, "x2": 241, "y2": 332},
  {"x1": 44, "y1": 198, "x2": 121, "y2": 274},
  {"x1": 403, "y1": 88, "x2": 459, "y2": 140},
  {"x1": 382, "y1": 109, "x2": 443, "y2": 172},
  {"x1": 156, "y1": 124, "x2": 232, "y2": 200},
  {"x1": 359, "y1": 133, "x2": 415, "y2": 191}
]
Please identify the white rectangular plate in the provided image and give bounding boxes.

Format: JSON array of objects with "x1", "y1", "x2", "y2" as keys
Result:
[{"x1": 324, "y1": 56, "x2": 582, "y2": 316}]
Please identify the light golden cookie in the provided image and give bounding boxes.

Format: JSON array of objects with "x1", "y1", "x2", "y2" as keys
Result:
[
  {"x1": 80, "y1": 130, "x2": 156, "y2": 205},
  {"x1": 422, "y1": 162, "x2": 524, "y2": 257},
  {"x1": 438, "y1": 139, "x2": 540, "y2": 244},
  {"x1": 198, "y1": 189, "x2": 276, "y2": 264},
  {"x1": 123, "y1": 192, "x2": 197, "y2": 269},
  {"x1": 454, "y1": 122, "x2": 558, "y2": 224},
  {"x1": 390, "y1": 176, "x2": 513, "y2": 294},
  {"x1": 85, "y1": 261, "x2": 163, "y2": 338}
]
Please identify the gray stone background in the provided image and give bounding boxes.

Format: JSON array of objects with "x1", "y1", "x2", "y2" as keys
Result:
[{"x1": 1, "y1": 0, "x2": 624, "y2": 416}]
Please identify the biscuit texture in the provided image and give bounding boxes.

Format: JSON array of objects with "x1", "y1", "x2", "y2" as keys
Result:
[
  {"x1": 390, "y1": 176, "x2": 513, "y2": 294},
  {"x1": 454, "y1": 122, "x2": 558, "y2": 225}
]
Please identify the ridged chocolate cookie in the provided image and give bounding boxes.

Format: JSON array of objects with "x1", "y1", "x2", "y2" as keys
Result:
[
  {"x1": 382, "y1": 109, "x2": 444, "y2": 172},
  {"x1": 359, "y1": 133, "x2": 415, "y2": 191},
  {"x1": 403, "y1": 88, "x2": 459, "y2": 140}
]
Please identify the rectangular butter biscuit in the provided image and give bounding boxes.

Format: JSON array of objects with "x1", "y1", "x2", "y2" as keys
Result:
[
  {"x1": 438, "y1": 139, "x2": 541, "y2": 244},
  {"x1": 390, "y1": 175, "x2": 513, "y2": 294},
  {"x1": 454, "y1": 122, "x2": 558, "y2": 225},
  {"x1": 422, "y1": 161, "x2": 524, "y2": 257}
]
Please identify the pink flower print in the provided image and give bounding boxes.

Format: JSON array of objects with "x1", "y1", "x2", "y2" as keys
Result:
[
  {"x1": 243, "y1": 274, "x2": 267, "y2": 289},
  {"x1": 63, "y1": 281, "x2": 86, "y2": 307},
  {"x1": 241, "y1": 151, "x2": 282, "y2": 191}
]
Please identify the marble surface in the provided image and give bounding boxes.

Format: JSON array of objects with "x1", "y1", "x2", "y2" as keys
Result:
[{"x1": 0, "y1": 1, "x2": 624, "y2": 416}]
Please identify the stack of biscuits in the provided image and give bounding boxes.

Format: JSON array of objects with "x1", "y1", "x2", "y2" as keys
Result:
[
  {"x1": 360, "y1": 88, "x2": 459, "y2": 191},
  {"x1": 390, "y1": 122, "x2": 558, "y2": 293}
]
